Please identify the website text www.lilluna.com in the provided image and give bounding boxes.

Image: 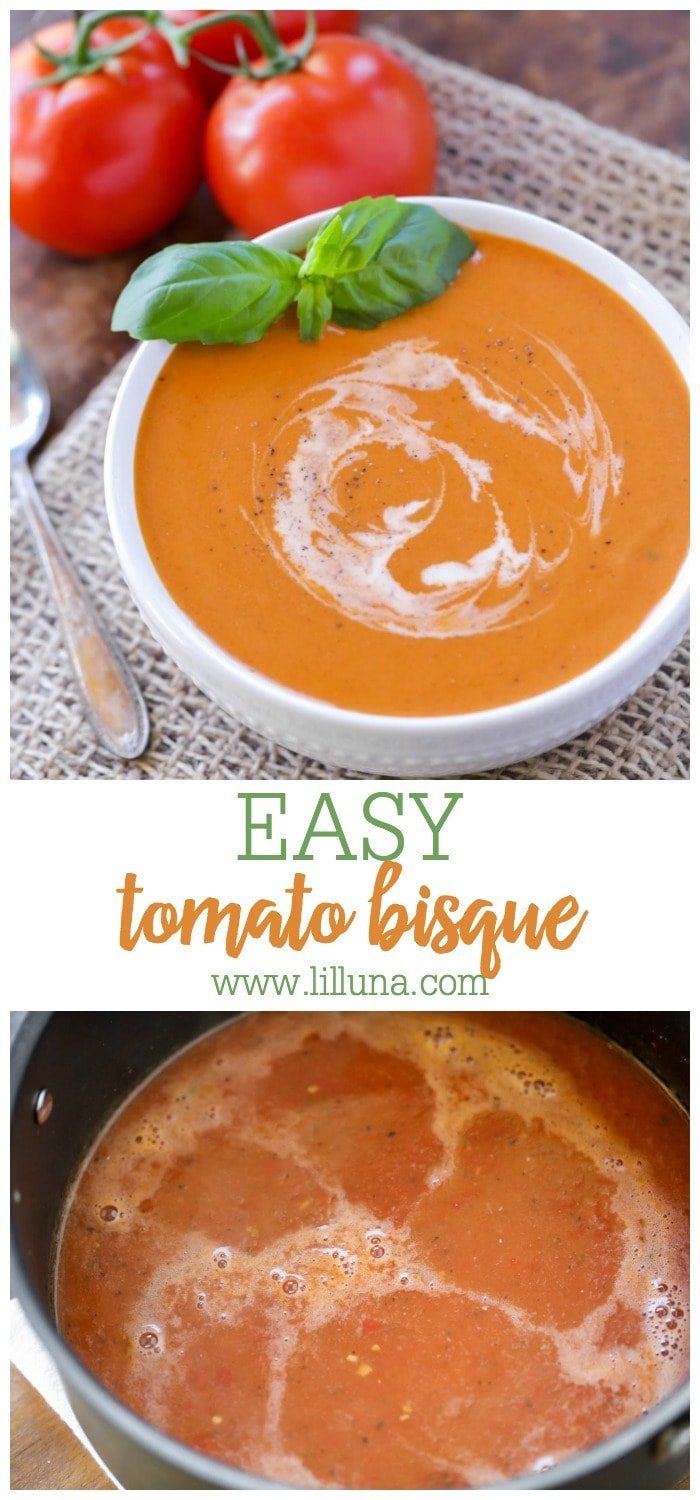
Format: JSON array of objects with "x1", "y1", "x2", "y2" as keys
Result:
[{"x1": 211, "y1": 964, "x2": 490, "y2": 999}]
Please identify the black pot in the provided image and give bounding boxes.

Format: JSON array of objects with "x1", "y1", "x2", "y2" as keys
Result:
[{"x1": 10, "y1": 1011, "x2": 690, "y2": 1490}]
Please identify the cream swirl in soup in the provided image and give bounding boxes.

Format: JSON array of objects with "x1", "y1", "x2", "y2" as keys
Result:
[{"x1": 258, "y1": 334, "x2": 623, "y2": 638}]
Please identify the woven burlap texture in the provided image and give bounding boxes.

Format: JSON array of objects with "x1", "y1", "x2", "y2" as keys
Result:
[{"x1": 11, "y1": 31, "x2": 689, "y2": 780}]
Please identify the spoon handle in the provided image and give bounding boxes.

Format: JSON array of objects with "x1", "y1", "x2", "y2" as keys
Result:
[{"x1": 13, "y1": 458, "x2": 150, "y2": 760}]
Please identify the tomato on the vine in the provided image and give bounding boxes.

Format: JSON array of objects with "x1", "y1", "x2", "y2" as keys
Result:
[
  {"x1": 10, "y1": 17, "x2": 206, "y2": 258},
  {"x1": 166, "y1": 10, "x2": 359, "y2": 99},
  {"x1": 205, "y1": 34, "x2": 437, "y2": 238}
]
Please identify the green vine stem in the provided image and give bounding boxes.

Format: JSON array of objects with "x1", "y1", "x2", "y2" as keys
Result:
[
  {"x1": 29, "y1": 9, "x2": 317, "y2": 88},
  {"x1": 158, "y1": 9, "x2": 318, "y2": 78},
  {"x1": 31, "y1": 11, "x2": 160, "y2": 85}
]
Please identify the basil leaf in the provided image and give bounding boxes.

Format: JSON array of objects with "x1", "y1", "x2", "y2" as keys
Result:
[
  {"x1": 112, "y1": 242, "x2": 301, "y2": 345},
  {"x1": 296, "y1": 278, "x2": 333, "y2": 342},
  {"x1": 301, "y1": 195, "x2": 405, "y2": 281},
  {"x1": 326, "y1": 201, "x2": 476, "y2": 330}
]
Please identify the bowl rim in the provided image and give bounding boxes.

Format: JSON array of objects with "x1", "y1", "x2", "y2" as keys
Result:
[
  {"x1": 104, "y1": 195, "x2": 690, "y2": 737},
  {"x1": 10, "y1": 1010, "x2": 691, "y2": 1492}
]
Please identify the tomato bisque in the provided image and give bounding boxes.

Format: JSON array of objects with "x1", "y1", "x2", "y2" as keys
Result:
[
  {"x1": 57, "y1": 1012, "x2": 689, "y2": 1488},
  {"x1": 134, "y1": 233, "x2": 689, "y2": 716}
]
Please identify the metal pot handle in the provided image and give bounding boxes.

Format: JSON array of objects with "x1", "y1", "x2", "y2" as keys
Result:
[{"x1": 652, "y1": 1419, "x2": 690, "y2": 1463}]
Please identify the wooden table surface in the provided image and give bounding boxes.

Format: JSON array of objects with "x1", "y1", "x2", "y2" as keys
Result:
[
  {"x1": 10, "y1": 9, "x2": 690, "y2": 1488},
  {"x1": 10, "y1": 9, "x2": 689, "y2": 440},
  {"x1": 10, "y1": 1368, "x2": 114, "y2": 1491}
]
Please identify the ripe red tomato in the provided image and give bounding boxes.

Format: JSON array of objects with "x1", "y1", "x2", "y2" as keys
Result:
[
  {"x1": 204, "y1": 35, "x2": 437, "y2": 237},
  {"x1": 167, "y1": 10, "x2": 359, "y2": 100},
  {"x1": 10, "y1": 19, "x2": 206, "y2": 257}
]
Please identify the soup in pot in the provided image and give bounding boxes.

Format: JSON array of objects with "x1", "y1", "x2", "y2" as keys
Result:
[
  {"x1": 134, "y1": 233, "x2": 689, "y2": 716},
  {"x1": 56, "y1": 1012, "x2": 689, "y2": 1487}
]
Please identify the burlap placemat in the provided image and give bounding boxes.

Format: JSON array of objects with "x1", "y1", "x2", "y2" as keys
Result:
[{"x1": 10, "y1": 31, "x2": 689, "y2": 780}]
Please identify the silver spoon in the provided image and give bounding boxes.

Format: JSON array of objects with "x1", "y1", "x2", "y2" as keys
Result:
[{"x1": 11, "y1": 330, "x2": 150, "y2": 760}]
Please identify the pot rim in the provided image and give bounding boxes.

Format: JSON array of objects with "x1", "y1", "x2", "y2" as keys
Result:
[
  {"x1": 104, "y1": 195, "x2": 689, "y2": 760},
  {"x1": 10, "y1": 1011, "x2": 690, "y2": 1490}
]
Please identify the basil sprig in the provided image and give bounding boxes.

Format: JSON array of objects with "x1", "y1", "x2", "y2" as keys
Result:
[
  {"x1": 112, "y1": 196, "x2": 476, "y2": 346},
  {"x1": 300, "y1": 197, "x2": 474, "y2": 330}
]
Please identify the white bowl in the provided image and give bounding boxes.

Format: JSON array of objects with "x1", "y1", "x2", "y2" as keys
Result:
[{"x1": 105, "y1": 197, "x2": 689, "y2": 776}]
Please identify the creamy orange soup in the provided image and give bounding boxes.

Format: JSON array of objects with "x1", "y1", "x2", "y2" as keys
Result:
[
  {"x1": 135, "y1": 234, "x2": 689, "y2": 716},
  {"x1": 57, "y1": 1013, "x2": 689, "y2": 1487}
]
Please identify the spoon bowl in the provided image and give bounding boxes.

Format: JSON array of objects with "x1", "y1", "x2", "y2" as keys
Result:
[{"x1": 10, "y1": 330, "x2": 50, "y2": 459}]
